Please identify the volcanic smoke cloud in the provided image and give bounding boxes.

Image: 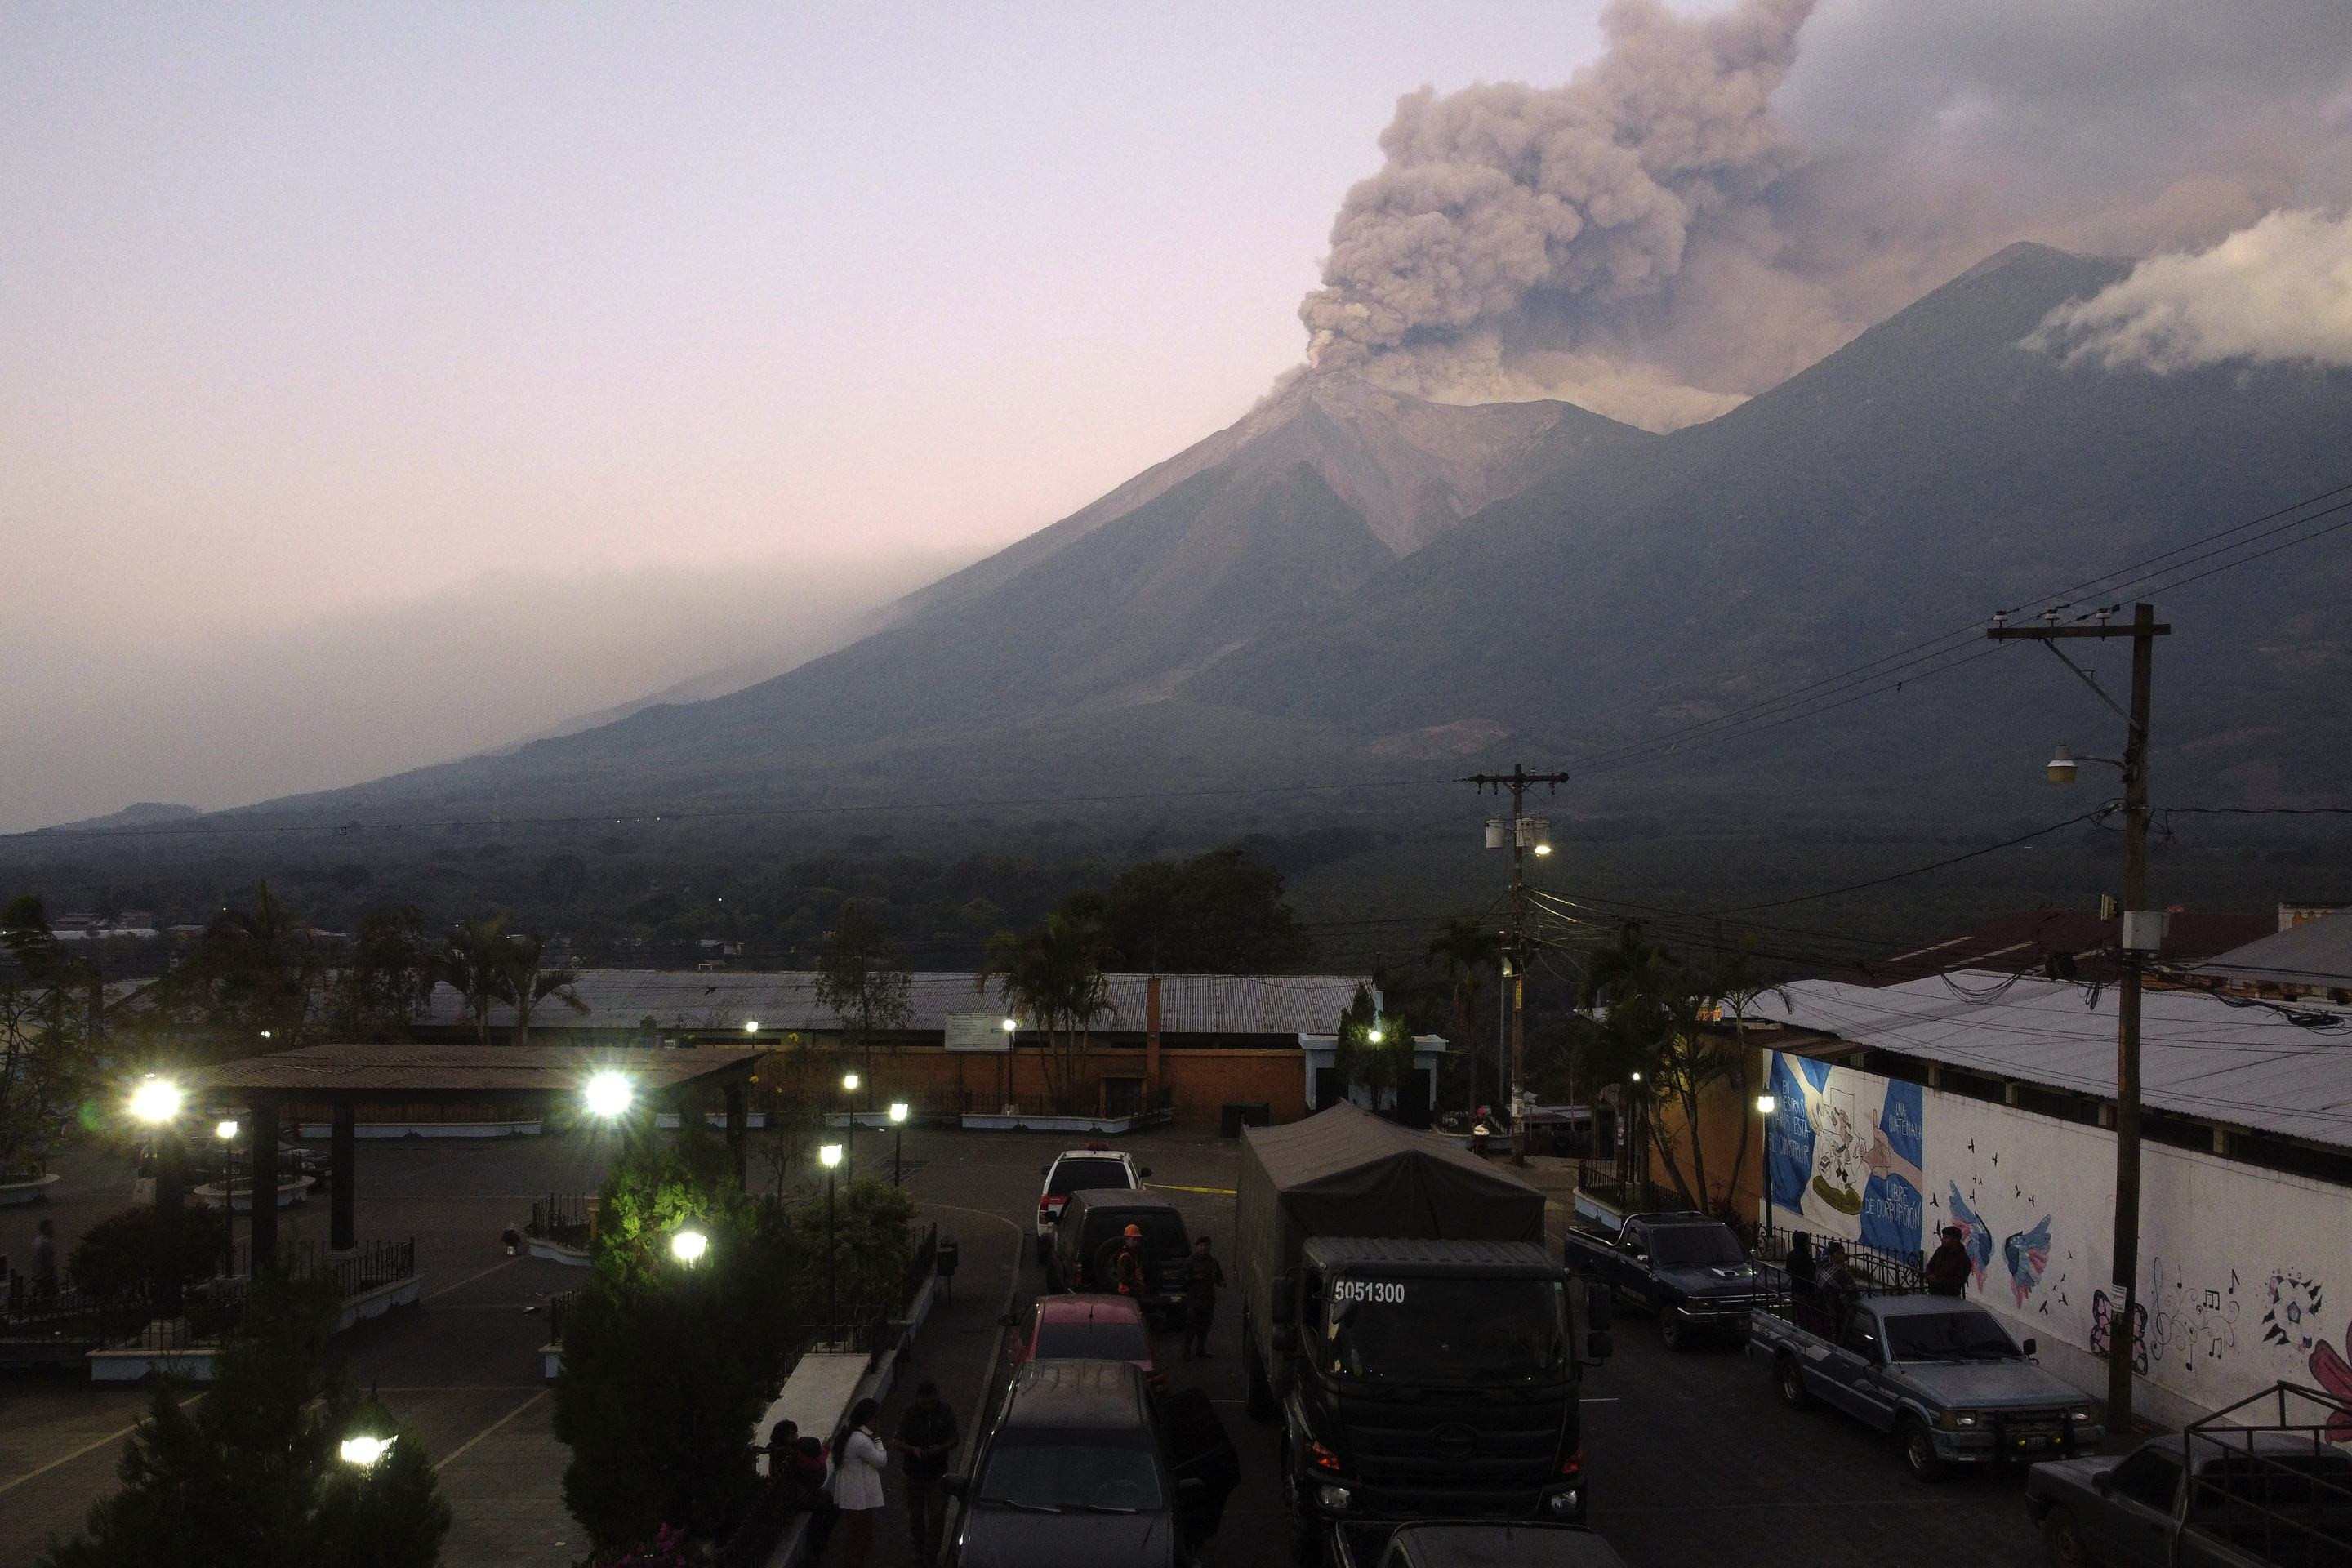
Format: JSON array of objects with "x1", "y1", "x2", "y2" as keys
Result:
[{"x1": 1301, "y1": 0, "x2": 2352, "y2": 430}]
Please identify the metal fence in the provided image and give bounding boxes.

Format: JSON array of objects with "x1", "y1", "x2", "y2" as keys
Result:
[
  {"x1": 527, "y1": 1192, "x2": 593, "y2": 1248},
  {"x1": 1, "y1": 1236, "x2": 416, "y2": 1355},
  {"x1": 2180, "y1": 1381, "x2": 2352, "y2": 1568}
]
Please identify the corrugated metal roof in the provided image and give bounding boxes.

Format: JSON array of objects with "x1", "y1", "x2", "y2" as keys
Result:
[
  {"x1": 193, "y1": 1043, "x2": 765, "y2": 1097},
  {"x1": 1747, "y1": 971, "x2": 2352, "y2": 1151},
  {"x1": 2190, "y1": 908, "x2": 2352, "y2": 991},
  {"x1": 419, "y1": 969, "x2": 1372, "y2": 1040}
]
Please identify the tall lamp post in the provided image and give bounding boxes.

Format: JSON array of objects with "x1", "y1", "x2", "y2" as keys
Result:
[
  {"x1": 818, "y1": 1143, "x2": 844, "y2": 1326},
  {"x1": 889, "y1": 1102, "x2": 909, "y2": 1186},
  {"x1": 1989, "y1": 601, "x2": 2167, "y2": 1435},
  {"x1": 214, "y1": 1118, "x2": 239, "y2": 1276},
  {"x1": 128, "y1": 1076, "x2": 187, "y2": 1317},
  {"x1": 841, "y1": 1072, "x2": 861, "y2": 1186}
]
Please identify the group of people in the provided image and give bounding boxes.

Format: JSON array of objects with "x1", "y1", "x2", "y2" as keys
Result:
[
  {"x1": 1782, "y1": 1223, "x2": 1976, "y2": 1337},
  {"x1": 1098, "y1": 1225, "x2": 1227, "y2": 1361},
  {"x1": 766, "y1": 1379, "x2": 961, "y2": 1567}
]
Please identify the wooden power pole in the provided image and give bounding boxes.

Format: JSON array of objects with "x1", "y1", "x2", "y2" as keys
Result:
[
  {"x1": 1988, "y1": 601, "x2": 2167, "y2": 1434},
  {"x1": 1463, "y1": 764, "x2": 1569, "y2": 1166}
]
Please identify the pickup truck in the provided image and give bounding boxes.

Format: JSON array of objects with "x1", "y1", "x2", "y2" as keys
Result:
[
  {"x1": 1561, "y1": 1210, "x2": 1760, "y2": 1350},
  {"x1": 2027, "y1": 1429, "x2": 2352, "y2": 1568},
  {"x1": 1747, "y1": 1292, "x2": 2102, "y2": 1481}
]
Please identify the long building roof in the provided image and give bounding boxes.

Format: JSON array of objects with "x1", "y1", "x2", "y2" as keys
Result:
[
  {"x1": 420, "y1": 969, "x2": 1372, "y2": 1040},
  {"x1": 1746, "y1": 970, "x2": 2352, "y2": 1152},
  {"x1": 2189, "y1": 908, "x2": 2352, "y2": 991}
]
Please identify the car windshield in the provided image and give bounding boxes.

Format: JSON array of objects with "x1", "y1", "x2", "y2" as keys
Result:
[
  {"x1": 1049, "y1": 1159, "x2": 1129, "y2": 1196},
  {"x1": 975, "y1": 1435, "x2": 1165, "y2": 1513},
  {"x1": 1885, "y1": 1310, "x2": 2020, "y2": 1361},
  {"x1": 1649, "y1": 1226, "x2": 1748, "y2": 1268},
  {"x1": 1325, "y1": 1276, "x2": 1568, "y2": 1385},
  {"x1": 1035, "y1": 1320, "x2": 1149, "y2": 1361}
]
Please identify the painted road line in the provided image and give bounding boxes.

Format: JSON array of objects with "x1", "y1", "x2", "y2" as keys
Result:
[
  {"x1": 0, "y1": 1396, "x2": 205, "y2": 1498},
  {"x1": 1150, "y1": 1183, "x2": 1237, "y2": 1196},
  {"x1": 433, "y1": 1388, "x2": 550, "y2": 1472},
  {"x1": 422, "y1": 1255, "x2": 524, "y2": 1303}
]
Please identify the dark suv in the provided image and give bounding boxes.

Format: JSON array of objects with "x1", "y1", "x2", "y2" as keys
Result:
[
  {"x1": 1049, "y1": 1189, "x2": 1192, "y2": 1325},
  {"x1": 948, "y1": 1360, "x2": 1233, "y2": 1568}
]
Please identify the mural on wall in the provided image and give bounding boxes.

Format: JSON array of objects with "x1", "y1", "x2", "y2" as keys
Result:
[
  {"x1": 1763, "y1": 1053, "x2": 1923, "y2": 1256},
  {"x1": 1762, "y1": 1050, "x2": 2345, "y2": 1421},
  {"x1": 2312, "y1": 1331, "x2": 2352, "y2": 1442}
]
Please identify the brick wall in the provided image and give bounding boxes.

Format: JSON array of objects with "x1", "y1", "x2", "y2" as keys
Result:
[{"x1": 754, "y1": 1044, "x2": 1308, "y2": 1125}]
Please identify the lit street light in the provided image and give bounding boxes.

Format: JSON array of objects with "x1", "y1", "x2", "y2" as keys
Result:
[
  {"x1": 744, "y1": 1019, "x2": 761, "y2": 1034},
  {"x1": 818, "y1": 1143, "x2": 844, "y2": 1325},
  {"x1": 338, "y1": 1434, "x2": 394, "y2": 1469},
  {"x1": 670, "y1": 1227, "x2": 709, "y2": 1265},
  {"x1": 128, "y1": 1076, "x2": 184, "y2": 1125},
  {"x1": 889, "y1": 1101, "x2": 908, "y2": 1186},
  {"x1": 215, "y1": 1118, "x2": 240, "y2": 1276},
  {"x1": 841, "y1": 1071, "x2": 861, "y2": 1185},
  {"x1": 583, "y1": 1071, "x2": 635, "y2": 1120},
  {"x1": 127, "y1": 1076, "x2": 188, "y2": 1319},
  {"x1": 1368, "y1": 1026, "x2": 1384, "y2": 1045},
  {"x1": 1755, "y1": 1094, "x2": 1778, "y2": 1116}
]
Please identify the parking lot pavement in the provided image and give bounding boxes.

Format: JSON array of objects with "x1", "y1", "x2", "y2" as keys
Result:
[{"x1": 920, "y1": 1125, "x2": 2042, "y2": 1568}]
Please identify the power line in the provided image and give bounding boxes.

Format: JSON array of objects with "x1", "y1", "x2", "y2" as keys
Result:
[{"x1": 1722, "y1": 806, "x2": 2118, "y2": 912}]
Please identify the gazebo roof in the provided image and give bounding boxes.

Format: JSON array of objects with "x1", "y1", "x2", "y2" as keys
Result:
[{"x1": 191, "y1": 1043, "x2": 768, "y2": 1103}]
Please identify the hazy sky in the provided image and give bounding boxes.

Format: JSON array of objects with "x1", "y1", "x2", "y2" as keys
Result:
[{"x1": 0, "y1": 2, "x2": 1637, "y2": 830}]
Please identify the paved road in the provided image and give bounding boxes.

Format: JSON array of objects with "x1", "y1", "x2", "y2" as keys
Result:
[{"x1": 3, "y1": 1125, "x2": 2049, "y2": 1568}]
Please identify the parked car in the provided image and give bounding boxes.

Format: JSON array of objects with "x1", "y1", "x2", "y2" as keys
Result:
[
  {"x1": 1748, "y1": 1291, "x2": 2101, "y2": 1481},
  {"x1": 1332, "y1": 1521, "x2": 1634, "y2": 1568},
  {"x1": 2026, "y1": 1427, "x2": 2352, "y2": 1568},
  {"x1": 947, "y1": 1360, "x2": 1234, "y2": 1568},
  {"x1": 1049, "y1": 1188, "x2": 1191, "y2": 1324},
  {"x1": 1014, "y1": 1293, "x2": 1164, "y2": 1391},
  {"x1": 1561, "y1": 1210, "x2": 1759, "y2": 1350},
  {"x1": 1036, "y1": 1145, "x2": 1149, "y2": 1264}
]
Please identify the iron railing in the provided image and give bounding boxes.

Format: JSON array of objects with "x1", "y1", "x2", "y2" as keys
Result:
[
  {"x1": 528, "y1": 1192, "x2": 593, "y2": 1249},
  {"x1": 1, "y1": 1236, "x2": 416, "y2": 1353},
  {"x1": 2178, "y1": 1381, "x2": 2352, "y2": 1568}
]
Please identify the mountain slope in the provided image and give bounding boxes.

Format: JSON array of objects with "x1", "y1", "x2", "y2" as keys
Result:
[{"x1": 1191, "y1": 243, "x2": 2352, "y2": 805}]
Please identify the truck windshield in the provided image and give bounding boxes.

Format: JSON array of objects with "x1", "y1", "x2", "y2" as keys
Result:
[
  {"x1": 1649, "y1": 1226, "x2": 1748, "y2": 1267},
  {"x1": 1885, "y1": 1310, "x2": 2020, "y2": 1361},
  {"x1": 1325, "y1": 1276, "x2": 1568, "y2": 1385}
]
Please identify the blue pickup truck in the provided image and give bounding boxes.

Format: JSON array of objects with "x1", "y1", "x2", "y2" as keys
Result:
[
  {"x1": 1748, "y1": 1292, "x2": 2103, "y2": 1481},
  {"x1": 1561, "y1": 1209, "x2": 1761, "y2": 1351}
]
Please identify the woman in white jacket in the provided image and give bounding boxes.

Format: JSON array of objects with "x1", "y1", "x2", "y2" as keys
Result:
[{"x1": 830, "y1": 1397, "x2": 888, "y2": 1566}]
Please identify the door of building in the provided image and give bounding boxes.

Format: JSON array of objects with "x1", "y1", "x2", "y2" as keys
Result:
[
  {"x1": 1392, "y1": 1067, "x2": 1432, "y2": 1129},
  {"x1": 1313, "y1": 1068, "x2": 1345, "y2": 1111},
  {"x1": 1103, "y1": 1076, "x2": 1143, "y2": 1118}
]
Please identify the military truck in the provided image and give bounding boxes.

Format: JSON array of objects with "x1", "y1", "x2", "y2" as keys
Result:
[{"x1": 1238, "y1": 1104, "x2": 1612, "y2": 1561}]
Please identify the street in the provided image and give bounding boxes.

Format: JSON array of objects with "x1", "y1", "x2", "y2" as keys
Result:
[{"x1": 2, "y1": 1123, "x2": 2048, "y2": 1568}]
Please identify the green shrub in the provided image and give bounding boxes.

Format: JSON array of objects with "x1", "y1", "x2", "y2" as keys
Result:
[{"x1": 69, "y1": 1205, "x2": 230, "y2": 1298}]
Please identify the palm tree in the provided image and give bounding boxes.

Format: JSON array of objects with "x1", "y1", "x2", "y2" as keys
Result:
[
  {"x1": 1426, "y1": 918, "x2": 1499, "y2": 1110},
  {"x1": 498, "y1": 931, "x2": 586, "y2": 1045},
  {"x1": 436, "y1": 916, "x2": 510, "y2": 1046},
  {"x1": 978, "y1": 911, "x2": 1111, "y2": 1114},
  {"x1": 162, "y1": 880, "x2": 325, "y2": 1053}
]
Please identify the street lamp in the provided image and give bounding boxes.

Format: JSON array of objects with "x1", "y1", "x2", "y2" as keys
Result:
[
  {"x1": 338, "y1": 1434, "x2": 394, "y2": 1469},
  {"x1": 128, "y1": 1076, "x2": 184, "y2": 1125},
  {"x1": 1754, "y1": 1094, "x2": 1778, "y2": 1116},
  {"x1": 1367, "y1": 1026, "x2": 1384, "y2": 1045},
  {"x1": 1001, "y1": 1017, "x2": 1018, "y2": 1035},
  {"x1": 889, "y1": 1101, "x2": 908, "y2": 1186},
  {"x1": 1628, "y1": 1071, "x2": 1643, "y2": 1083},
  {"x1": 215, "y1": 1118, "x2": 239, "y2": 1276},
  {"x1": 670, "y1": 1227, "x2": 709, "y2": 1265},
  {"x1": 841, "y1": 1071, "x2": 861, "y2": 1185},
  {"x1": 128, "y1": 1076, "x2": 188, "y2": 1318},
  {"x1": 583, "y1": 1071, "x2": 635, "y2": 1120},
  {"x1": 818, "y1": 1143, "x2": 844, "y2": 1325},
  {"x1": 744, "y1": 1019, "x2": 760, "y2": 1034}
]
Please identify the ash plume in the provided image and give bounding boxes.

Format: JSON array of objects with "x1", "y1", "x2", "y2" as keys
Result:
[{"x1": 1300, "y1": 0, "x2": 2352, "y2": 431}]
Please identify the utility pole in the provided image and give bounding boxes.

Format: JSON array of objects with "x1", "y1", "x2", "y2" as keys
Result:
[
  {"x1": 1988, "y1": 601, "x2": 2167, "y2": 1435},
  {"x1": 1463, "y1": 764, "x2": 1569, "y2": 1167}
]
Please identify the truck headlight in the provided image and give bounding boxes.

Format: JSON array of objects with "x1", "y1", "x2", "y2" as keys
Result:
[
  {"x1": 1547, "y1": 1489, "x2": 1580, "y2": 1517},
  {"x1": 1935, "y1": 1410, "x2": 1983, "y2": 1431},
  {"x1": 2070, "y1": 1407, "x2": 2098, "y2": 1423},
  {"x1": 1316, "y1": 1485, "x2": 1352, "y2": 1512}
]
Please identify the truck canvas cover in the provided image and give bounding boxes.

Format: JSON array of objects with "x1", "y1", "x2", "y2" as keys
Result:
[{"x1": 1239, "y1": 1102, "x2": 1547, "y2": 1276}]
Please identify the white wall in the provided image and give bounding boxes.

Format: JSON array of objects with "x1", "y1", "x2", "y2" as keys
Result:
[{"x1": 1762, "y1": 1050, "x2": 2351, "y2": 1428}]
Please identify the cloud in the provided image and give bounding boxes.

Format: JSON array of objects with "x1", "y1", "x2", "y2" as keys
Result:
[
  {"x1": 1299, "y1": 1, "x2": 2352, "y2": 428},
  {"x1": 2028, "y1": 208, "x2": 2352, "y2": 372}
]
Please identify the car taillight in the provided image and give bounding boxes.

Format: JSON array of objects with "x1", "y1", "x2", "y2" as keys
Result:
[
  {"x1": 1308, "y1": 1439, "x2": 1344, "y2": 1473},
  {"x1": 1040, "y1": 1196, "x2": 1067, "y2": 1214},
  {"x1": 1560, "y1": 1447, "x2": 1584, "y2": 1478}
]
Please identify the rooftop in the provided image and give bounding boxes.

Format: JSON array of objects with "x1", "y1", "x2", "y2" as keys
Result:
[
  {"x1": 419, "y1": 969, "x2": 1371, "y2": 1039},
  {"x1": 1822, "y1": 906, "x2": 2272, "y2": 987},
  {"x1": 1748, "y1": 971, "x2": 2352, "y2": 1152},
  {"x1": 2189, "y1": 906, "x2": 2352, "y2": 992}
]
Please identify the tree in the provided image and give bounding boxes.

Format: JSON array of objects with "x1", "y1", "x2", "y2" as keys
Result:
[
  {"x1": 322, "y1": 906, "x2": 435, "y2": 1043},
  {"x1": 1, "y1": 895, "x2": 98, "y2": 1179},
  {"x1": 158, "y1": 883, "x2": 327, "y2": 1056},
  {"x1": 69, "y1": 1205, "x2": 229, "y2": 1298},
  {"x1": 1087, "y1": 847, "x2": 1314, "y2": 973},
  {"x1": 497, "y1": 930, "x2": 585, "y2": 1045},
  {"x1": 1425, "y1": 917, "x2": 1500, "y2": 1107},
  {"x1": 434, "y1": 916, "x2": 510, "y2": 1046},
  {"x1": 41, "y1": 1271, "x2": 451, "y2": 1568},
  {"x1": 812, "y1": 902, "x2": 910, "y2": 1108},
  {"x1": 553, "y1": 1125, "x2": 798, "y2": 1556},
  {"x1": 978, "y1": 910, "x2": 1111, "y2": 1114}
]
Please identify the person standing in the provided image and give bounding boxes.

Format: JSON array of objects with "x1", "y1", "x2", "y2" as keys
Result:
[
  {"x1": 830, "y1": 1398, "x2": 887, "y2": 1566},
  {"x1": 1817, "y1": 1241, "x2": 1860, "y2": 1339},
  {"x1": 31, "y1": 1218, "x2": 58, "y2": 1303},
  {"x1": 895, "y1": 1380, "x2": 960, "y2": 1557},
  {"x1": 1112, "y1": 1224, "x2": 1147, "y2": 1299},
  {"x1": 1181, "y1": 1236, "x2": 1224, "y2": 1361},
  {"x1": 1924, "y1": 1226, "x2": 1971, "y2": 1298}
]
